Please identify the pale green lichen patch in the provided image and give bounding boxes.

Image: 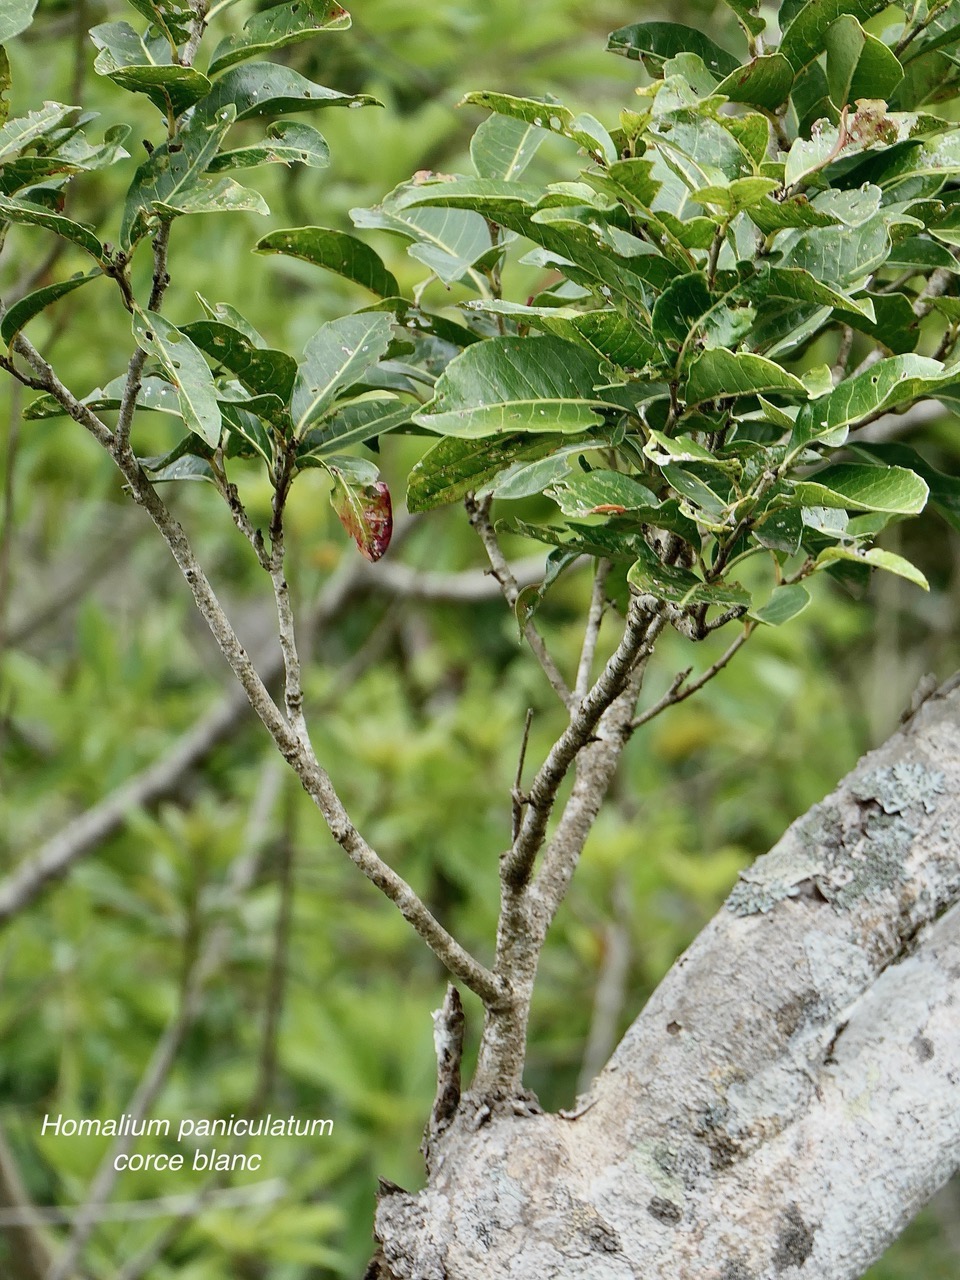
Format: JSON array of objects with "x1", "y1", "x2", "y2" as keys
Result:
[
  {"x1": 728, "y1": 763, "x2": 944, "y2": 917},
  {"x1": 850, "y1": 762, "x2": 945, "y2": 815}
]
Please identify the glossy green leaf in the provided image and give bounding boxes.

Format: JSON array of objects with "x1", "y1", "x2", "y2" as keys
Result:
[
  {"x1": 546, "y1": 469, "x2": 659, "y2": 516},
  {"x1": 195, "y1": 62, "x2": 380, "y2": 123},
  {"x1": 407, "y1": 433, "x2": 589, "y2": 512},
  {"x1": 779, "y1": 0, "x2": 889, "y2": 72},
  {"x1": 791, "y1": 354, "x2": 952, "y2": 448},
  {"x1": 121, "y1": 104, "x2": 237, "y2": 248},
  {"x1": 651, "y1": 272, "x2": 714, "y2": 353},
  {"x1": 470, "y1": 113, "x2": 546, "y2": 181},
  {"x1": 329, "y1": 468, "x2": 393, "y2": 561},
  {"x1": 23, "y1": 375, "x2": 184, "y2": 421},
  {"x1": 352, "y1": 183, "x2": 494, "y2": 289},
  {"x1": 298, "y1": 396, "x2": 413, "y2": 459},
  {"x1": 0, "y1": 0, "x2": 36, "y2": 43},
  {"x1": 825, "y1": 16, "x2": 903, "y2": 108},
  {"x1": 721, "y1": 0, "x2": 765, "y2": 39},
  {"x1": 132, "y1": 310, "x2": 222, "y2": 445},
  {"x1": 461, "y1": 92, "x2": 617, "y2": 163},
  {"x1": 791, "y1": 463, "x2": 928, "y2": 513},
  {"x1": 851, "y1": 441, "x2": 960, "y2": 532},
  {"x1": 484, "y1": 442, "x2": 602, "y2": 500},
  {"x1": 90, "y1": 23, "x2": 212, "y2": 117},
  {"x1": 742, "y1": 266, "x2": 875, "y2": 321},
  {"x1": 178, "y1": 320, "x2": 297, "y2": 400},
  {"x1": 684, "y1": 350, "x2": 808, "y2": 406},
  {"x1": 292, "y1": 313, "x2": 394, "y2": 433},
  {"x1": 779, "y1": 214, "x2": 892, "y2": 288},
  {"x1": 816, "y1": 545, "x2": 929, "y2": 589},
  {"x1": 628, "y1": 554, "x2": 750, "y2": 607},
  {"x1": 0, "y1": 102, "x2": 81, "y2": 163},
  {"x1": 413, "y1": 336, "x2": 625, "y2": 438},
  {"x1": 834, "y1": 291, "x2": 918, "y2": 354},
  {"x1": 255, "y1": 226, "x2": 398, "y2": 297},
  {"x1": 126, "y1": 0, "x2": 194, "y2": 44},
  {"x1": 717, "y1": 55, "x2": 795, "y2": 110},
  {"x1": 1, "y1": 270, "x2": 99, "y2": 347},
  {"x1": 207, "y1": 0, "x2": 351, "y2": 77},
  {"x1": 0, "y1": 48, "x2": 9, "y2": 128},
  {"x1": 606, "y1": 22, "x2": 739, "y2": 77},
  {"x1": 209, "y1": 121, "x2": 330, "y2": 172},
  {"x1": 748, "y1": 583, "x2": 812, "y2": 625},
  {"x1": 0, "y1": 194, "x2": 103, "y2": 258}
]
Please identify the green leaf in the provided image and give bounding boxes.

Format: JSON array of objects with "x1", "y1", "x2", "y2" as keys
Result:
[
  {"x1": 1, "y1": 271, "x2": 99, "y2": 347},
  {"x1": 351, "y1": 182, "x2": 494, "y2": 289},
  {"x1": 791, "y1": 354, "x2": 953, "y2": 448},
  {"x1": 0, "y1": 0, "x2": 37, "y2": 43},
  {"x1": 0, "y1": 102, "x2": 82, "y2": 163},
  {"x1": 460, "y1": 92, "x2": 617, "y2": 163},
  {"x1": 292, "y1": 313, "x2": 395, "y2": 433},
  {"x1": 329, "y1": 468, "x2": 393, "y2": 561},
  {"x1": 546, "y1": 469, "x2": 659, "y2": 517},
  {"x1": 779, "y1": 214, "x2": 892, "y2": 288},
  {"x1": 470, "y1": 113, "x2": 546, "y2": 181},
  {"x1": 23, "y1": 375, "x2": 184, "y2": 421},
  {"x1": 0, "y1": 49, "x2": 10, "y2": 129},
  {"x1": 684, "y1": 350, "x2": 808, "y2": 406},
  {"x1": 721, "y1": 0, "x2": 765, "y2": 39},
  {"x1": 120, "y1": 104, "x2": 235, "y2": 248},
  {"x1": 195, "y1": 62, "x2": 379, "y2": 123},
  {"x1": 833, "y1": 291, "x2": 918, "y2": 354},
  {"x1": 90, "y1": 23, "x2": 212, "y2": 117},
  {"x1": 651, "y1": 272, "x2": 714, "y2": 353},
  {"x1": 476, "y1": 304, "x2": 655, "y2": 369},
  {"x1": 628, "y1": 553, "x2": 750, "y2": 607},
  {"x1": 178, "y1": 320, "x2": 297, "y2": 400},
  {"x1": 132, "y1": 310, "x2": 222, "y2": 445},
  {"x1": 748, "y1": 583, "x2": 812, "y2": 625},
  {"x1": 606, "y1": 22, "x2": 739, "y2": 78},
  {"x1": 412, "y1": 335, "x2": 625, "y2": 438},
  {"x1": 0, "y1": 194, "x2": 103, "y2": 259},
  {"x1": 407, "y1": 433, "x2": 587, "y2": 512},
  {"x1": 126, "y1": 0, "x2": 194, "y2": 45},
  {"x1": 485, "y1": 442, "x2": 602, "y2": 500},
  {"x1": 142, "y1": 453, "x2": 217, "y2": 484},
  {"x1": 207, "y1": 0, "x2": 351, "y2": 77},
  {"x1": 816, "y1": 545, "x2": 929, "y2": 589},
  {"x1": 716, "y1": 55, "x2": 795, "y2": 110},
  {"x1": 691, "y1": 176, "x2": 781, "y2": 214},
  {"x1": 298, "y1": 395, "x2": 413, "y2": 460},
  {"x1": 825, "y1": 16, "x2": 903, "y2": 108},
  {"x1": 791, "y1": 463, "x2": 928, "y2": 513},
  {"x1": 742, "y1": 266, "x2": 875, "y2": 321},
  {"x1": 851, "y1": 441, "x2": 960, "y2": 531},
  {"x1": 255, "y1": 226, "x2": 398, "y2": 297},
  {"x1": 779, "y1": 0, "x2": 889, "y2": 72},
  {"x1": 209, "y1": 121, "x2": 330, "y2": 171}
]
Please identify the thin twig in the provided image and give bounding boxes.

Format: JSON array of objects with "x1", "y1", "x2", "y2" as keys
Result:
[
  {"x1": 464, "y1": 492, "x2": 573, "y2": 709},
  {"x1": 631, "y1": 627, "x2": 752, "y2": 731},
  {"x1": 0, "y1": 384, "x2": 21, "y2": 664},
  {"x1": 831, "y1": 326, "x2": 854, "y2": 385},
  {"x1": 504, "y1": 598, "x2": 664, "y2": 890},
  {"x1": 0, "y1": 340, "x2": 500, "y2": 1002},
  {"x1": 575, "y1": 559, "x2": 611, "y2": 701},
  {"x1": 511, "y1": 708, "x2": 534, "y2": 841}
]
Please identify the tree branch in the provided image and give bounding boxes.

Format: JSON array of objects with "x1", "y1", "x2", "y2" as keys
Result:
[
  {"x1": 375, "y1": 677, "x2": 960, "y2": 1280},
  {"x1": 631, "y1": 626, "x2": 752, "y2": 730},
  {"x1": 464, "y1": 493, "x2": 574, "y2": 709},
  {"x1": 574, "y1": 558, "x2": 610, "y2": 700},
  {"x1": 504, "y1": 596, "x2": 664, "y2": 890}
]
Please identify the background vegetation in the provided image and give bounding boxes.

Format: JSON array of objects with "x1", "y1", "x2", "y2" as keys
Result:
[{"x1": 1, "y1": 1, "x2": 959, "y2": 1276}]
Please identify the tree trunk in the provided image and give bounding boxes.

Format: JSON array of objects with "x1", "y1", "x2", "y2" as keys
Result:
[{"x1": 373, "y1": 680, "x2": 960, "y2": 1279}]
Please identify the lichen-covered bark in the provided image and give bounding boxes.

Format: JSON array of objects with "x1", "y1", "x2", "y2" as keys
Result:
[{"x1": 373, "y1": 682, "x2": 960, "y2": 1279}]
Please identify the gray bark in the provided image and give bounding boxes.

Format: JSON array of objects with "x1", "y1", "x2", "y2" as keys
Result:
[{"x1": 374, "y1": 680, "x2": 960, "y2": 1279}]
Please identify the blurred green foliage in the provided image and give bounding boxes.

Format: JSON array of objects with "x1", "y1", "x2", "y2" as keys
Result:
[{"x1": 1, "y1": 1, "x2": 959, "y2": 1276}]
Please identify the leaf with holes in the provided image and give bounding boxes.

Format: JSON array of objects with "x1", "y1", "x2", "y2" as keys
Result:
[
  {"x1": 207, "y1": 0, "x2": 351, "y2": 77},
  {"x1": 292, "y1": 313, "x2": 395, "y2": 433},
  {"x1": 132, "y1": 310, "x2": 221, "y2": 445}
]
